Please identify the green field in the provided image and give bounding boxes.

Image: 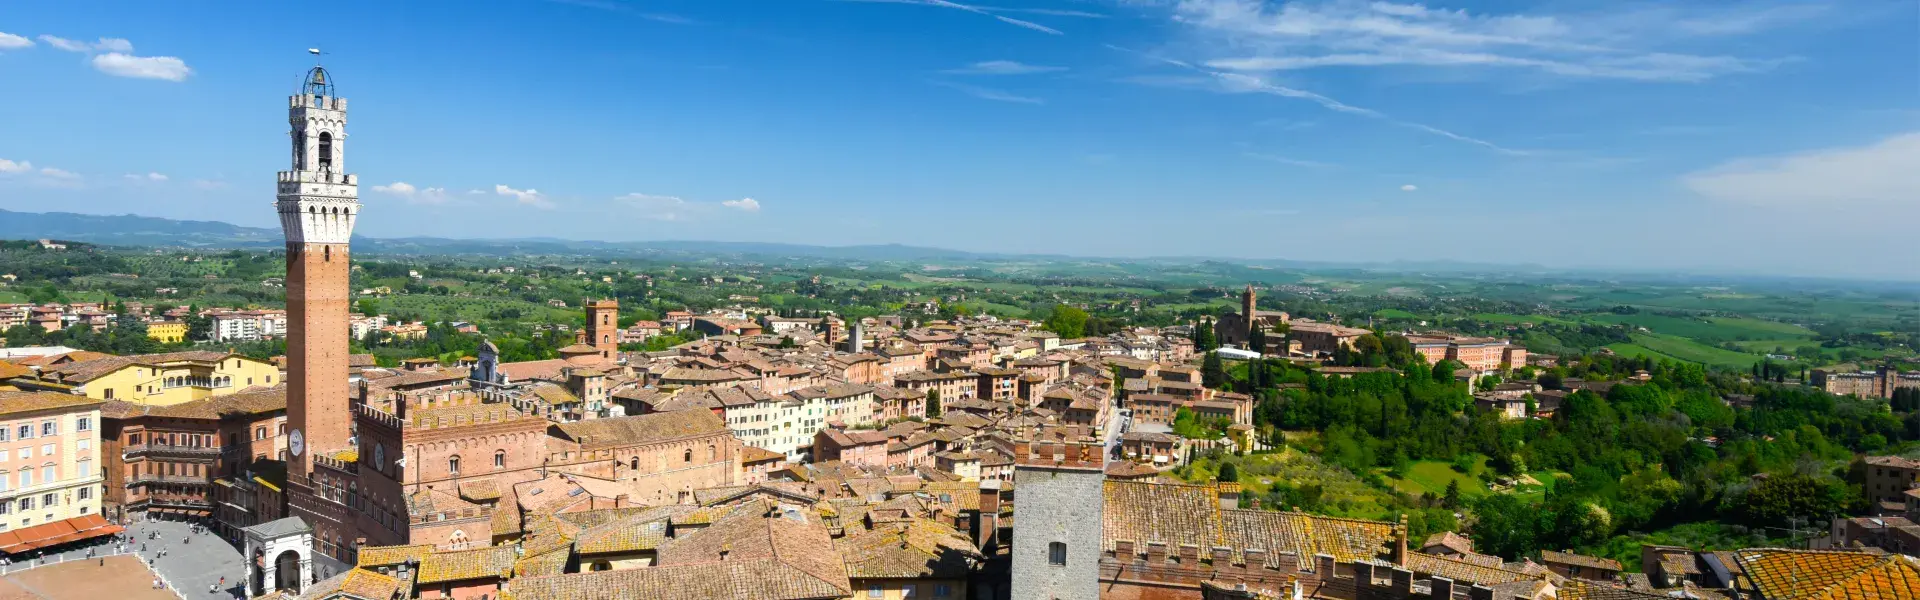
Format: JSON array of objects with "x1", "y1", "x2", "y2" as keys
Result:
[
  {"x1": 1589, "y1": 313, "x2": 1813, "y2": 344},
  {"x1": 0, "y1": 290, "x2": 27, "y2": 303},
  {"x1": 1380, "y1": 458, "x2": 1491, "y2": 499},
  {"x1": 1609, "y1": 333, "x2": 1760, "y2": 369},
  {"x1": 1471, "y1": 313, "x2": 1577, "y2": 326},
  {"x1": 1178, "y1": 449, "x2": 1397, "y2": 520}
]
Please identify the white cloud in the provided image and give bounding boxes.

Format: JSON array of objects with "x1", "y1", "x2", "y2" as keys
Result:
[
  {"x1": 38, "y1": 167, "x2": 79, "y2": 179},
  {"x1": 38, "y1": 35, "x2": 89, "y2": 52},
  {"x1": 39, "y1": 35, "x2": 131, "y2": 53},
  {"x1": 932, "y1": 81, "x2": 1043, "y2": 104},
  {"x1": 191, "y1": 179, "x2": 228, "y2": 190},
  {"x1": 123, "y1": 172, "x2": 168, "y2": 182},
  {"x1": 91, "y1": 53, "x2": 191, "y2": 81},
  {"x1": 943, "y1": 60, "x2": 1066, "y2": 75},
  {"x1": 618, "y1": 192, "x2": 762, "y2": 220},
  {"x1": 1682, "y1": 131, "x2": 1920, "y2": 209},
  {"x1": 374, "y1": 181, "x2": 450, "y2": 204},
  {"x1": 0, "y1": 32, "x2": 32, "y2": 50},
  {"x1": 983, "y1": 7, "x2": 1106, "y2": 18},
  {"x1": 1209, "y1": 71, "x2": 1529, "y2": 154},
  {"x1": 1161, "y1": 0, "x2": 1794, "y2": 82},
  {"x1": 0, "y1": 159, "x2": 31, "y2": 174},
  {"x1": 1400, "y1": 184, "x2": 1418, "y2": 192},
  {"x1": 94, "y1": 38, "x2": 133, "y2": 53},
  {"x1": 840, "y1": 0, "x2": 1064, "y2": 35},
  {"x1": 495, "y1": 184, "x2": 555, "y2": 209}
]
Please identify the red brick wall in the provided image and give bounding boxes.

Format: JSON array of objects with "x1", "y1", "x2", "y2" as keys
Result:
[{"x1": 287, "y1": 242, "x2": 353, "y2": 468}]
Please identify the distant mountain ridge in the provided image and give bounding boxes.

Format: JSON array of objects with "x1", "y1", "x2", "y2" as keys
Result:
[{"x1": 0, "y1": 209, "x2": 995, "y2": 260}]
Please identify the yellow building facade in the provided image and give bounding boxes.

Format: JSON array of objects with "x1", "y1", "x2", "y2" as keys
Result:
[
  {"x1": 146, "y1": 322, "x2": 187, "y2": 344},
  {"x1": 45, "y1": 352, "x2": 280, "y2": 406}
]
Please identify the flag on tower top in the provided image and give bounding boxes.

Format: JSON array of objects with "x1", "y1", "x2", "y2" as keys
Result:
[{"x1": 308, "y1": 48, "x2": 320, "y2": 55}]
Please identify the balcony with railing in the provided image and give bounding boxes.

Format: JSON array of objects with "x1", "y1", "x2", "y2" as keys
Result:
[
  {"x1": 129, "y1": 473, "x2": 212, "y2": 486},
  {"x1": 123, "y1": 443, "x2": 222, "y2": 460},
  {"x1": 130, "y1": 496, "x2": 213, "y2": 511}
]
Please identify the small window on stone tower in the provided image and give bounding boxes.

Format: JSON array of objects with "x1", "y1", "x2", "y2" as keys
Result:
[
  {"x1": 318, "y1": 132, "x2": 333, "y2": 170},
  {"x1": 1048, "y1": 542, "x2": 1067, "y2": 565}
]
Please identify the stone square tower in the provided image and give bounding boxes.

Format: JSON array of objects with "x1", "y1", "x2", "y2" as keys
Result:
[
  {"x1": 277, "y1": 64, "x2": 363, "y2": 569},
  {"x1": 584, "y1": 299, "x2": 619, "y2": 361},
  {"x1": 278, "y1": 65, "x2": 359, "y2": 473},
  {"x1": 1010, "y1": 440, "x2": 1106, "y2": 600}
]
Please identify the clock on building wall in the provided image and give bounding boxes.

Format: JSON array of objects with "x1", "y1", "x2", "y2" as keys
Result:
[
  {"x1": 373, "y1": 443, "x2": 384, "y2": 468},
  {"x1": 289, "y1": 429, "x2": 305, "y2": 457}
]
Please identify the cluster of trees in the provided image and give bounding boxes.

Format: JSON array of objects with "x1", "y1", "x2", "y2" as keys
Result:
[
  {"x1": 358, "y1": 321, "x2": 570, "y2": 366},
  {"x1": 1216, "y1": 345, "x2": 1908, "y2": 559}
]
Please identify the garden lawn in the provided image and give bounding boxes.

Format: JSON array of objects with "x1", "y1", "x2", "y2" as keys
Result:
[{"x1": 1380, "y1": 458, "x2": 1491, "y2": 500}]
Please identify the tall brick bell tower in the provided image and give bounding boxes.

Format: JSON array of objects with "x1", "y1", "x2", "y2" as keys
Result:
[{"x1": 277, "y1": 64, "x2": 361, "y2": 567}]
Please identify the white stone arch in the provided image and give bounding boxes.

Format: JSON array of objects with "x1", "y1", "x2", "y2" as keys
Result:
[{"x1": 243, "y1": 517, "x2": 313, "y2": 597}]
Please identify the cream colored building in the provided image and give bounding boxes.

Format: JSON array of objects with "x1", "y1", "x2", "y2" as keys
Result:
[
  {"x1": 33, "y1": 351, "x2": 279, "y2": 406},
  {"x1": 0, "y1": 392, "x2": 105, "y2": 530}
]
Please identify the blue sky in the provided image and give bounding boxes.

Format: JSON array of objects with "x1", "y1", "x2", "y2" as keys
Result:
[{"x1": 1, "y1": 0, "x2": 1915, "y2": 278}]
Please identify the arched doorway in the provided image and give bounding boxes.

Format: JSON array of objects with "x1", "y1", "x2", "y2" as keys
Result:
[
  {"x1": 250, "y1": 549, "x2": 265, "y2": 595},
  {"x1": 274, "y1": 550, "x2": 302, "y2": 591}
]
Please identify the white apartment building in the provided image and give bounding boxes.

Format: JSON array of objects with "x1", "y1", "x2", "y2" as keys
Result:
[
  {"x1": 348, "y1": 314, "x2": 389, "y2": 340},
  {"x1": 209, "y1": 310, "x2": 289, "y2": 342}
]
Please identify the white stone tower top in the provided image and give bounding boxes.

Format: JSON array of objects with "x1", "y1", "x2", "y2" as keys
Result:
[{"x1": 276, "y1": 65, "x2": 360, "y2": 245}]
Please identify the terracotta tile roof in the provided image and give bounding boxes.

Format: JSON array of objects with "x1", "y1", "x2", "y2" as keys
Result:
[
  {"x1": 363, "y1": 367, "x2": 469, "y2": 390},
  {"x1": 742, "y1": 446, "x2": 785, "y2": 464},
  {"x1": 552, "y1": 410, "x2": 728, "y2": 450},
  {"x1": 414, "y1": 545, "x2": 516, "y2": 585},
  {"x1": 1106, "y1": 461, "x2": 1160, "y2": 479},
  {"x1": 527, "y1": 382, "x2": 580, "y2": 406},
  {"x1": 405, "y1": 487, "x2": 483, "y2": 520},
  {"x1": 923, "y1": 481, "x2": 981, "y2": 511},
  {"x1": 0, "y1": 391, "x2": 104, "y2": 417},
  {"x1": 1404, "y1": 553, "x2": 1536, "y2": 586},
  {"x1": 1732, "y1": 549, "x2": 1920, "y2": 600},
  {"x1": 1103, "y1": 480, "x2": 1226, "y2": 550},
  {"x1": 356, "y1": 544, "x2": 433, "y2": 567},
  {"x1": 0, "y1": 361, "x2": 31, "y2": 380},
  {"x1": 1542, "y1": 549, "x2": 1623, "y2": 571},
  {"x1": 517, "y1": 500, "x2": 848, "y2": 600},
  {"x1": 837, "y1": 518, "x2": 982, "y2": 579},
  {"x1": 334, "y1": 567, "x2": 407, "y2": 600},
  {"x1": 497, "y1": 358, "x2": 571, "y2": 383},
  {"x1": 457, "y1": 479, "x2": 501, "y2": 502},
  {"x1": 97, "y1": 385, "x2": 286, "y2": 420},
  {"x1": 513, "y1": 545, "x2": 572, "y2": 578},
  {"x1": 41, "y1": 350, "x2": 242, "y2": 383},
  {"x1": 574, "y1": 511, "x2": 674, "y2": 555},
  {"x1": 1223, "y1": 509, "x2": 1398, "y2": 565},
  {"x1": 509, "y1": 559, "x2": 848, "y2": 600},
  {"x1": 1422, "y1": 531, "x2": 1475, "y2": 554}
]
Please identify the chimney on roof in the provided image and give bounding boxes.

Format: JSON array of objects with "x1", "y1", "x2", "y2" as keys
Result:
[{"x1": 1395, "y1": 513, "x2": 1410, "y2": 566}]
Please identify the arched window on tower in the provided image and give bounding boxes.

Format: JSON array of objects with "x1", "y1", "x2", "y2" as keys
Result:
[{"x1": 317, "y1": 132, "x2": 333, "y2": 171}]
